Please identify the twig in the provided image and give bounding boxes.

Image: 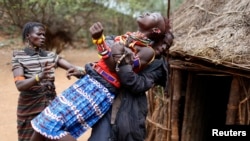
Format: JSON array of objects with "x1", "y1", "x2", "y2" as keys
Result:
[
  {"x1": 146, "y1": 117, "x2": 171, "y2": 131},
  {"x1": 193, "y1": 5, "x2": 219, "y2": 16},
  {"x1": 193, "y1": 4, "x2": 250, "y2": 16}
]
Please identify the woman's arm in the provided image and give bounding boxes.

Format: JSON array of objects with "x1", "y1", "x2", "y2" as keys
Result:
[
  {"x1": 57, "y1": 58, "x2": 86, "y2": 79},
  {"x1": 13, "y1": 62, "x2": 55, "y2": 91},
  {"x1": 57, "y1": 58, "x2": 75, "y2": 70}
]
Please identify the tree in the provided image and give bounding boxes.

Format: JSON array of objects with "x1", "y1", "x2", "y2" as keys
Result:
[
  {"x1": 0, "y1": 0, "x2": 95, "y2": 53},
  {"x1": 0, "y1": 0, "x2": 173, "y2": 53}
]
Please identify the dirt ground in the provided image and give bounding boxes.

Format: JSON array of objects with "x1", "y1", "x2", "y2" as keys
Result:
[{"x1": 0, "y1": 45, "x2": 99, "y2": 140}]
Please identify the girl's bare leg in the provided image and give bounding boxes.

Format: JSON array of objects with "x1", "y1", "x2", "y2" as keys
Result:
[
  {"x1": 58, "y1": 135, "x2": 77, "y2": 141},
  {"x1": 30, "y1": 131, "x2": 47, "y2": 141}
]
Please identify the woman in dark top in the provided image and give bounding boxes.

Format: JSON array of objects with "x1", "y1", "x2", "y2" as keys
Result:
[{"x1": 12, "y1": 22, "x2": 78, "y2": 141}]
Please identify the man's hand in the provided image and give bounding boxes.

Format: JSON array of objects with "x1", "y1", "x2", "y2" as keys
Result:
[
  {"x1": 123, "y1": 47, "x2": 133, "y2": 65},
  {"x1": 111, "y1": 43, "x2": 133, "y2": 65}
]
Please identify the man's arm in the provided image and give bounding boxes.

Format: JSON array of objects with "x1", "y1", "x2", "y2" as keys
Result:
[{"x1": 117, "y1": 59, "x2": 166, "y2": 93}]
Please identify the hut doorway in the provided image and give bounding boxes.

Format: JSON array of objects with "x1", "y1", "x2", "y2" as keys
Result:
[{"x1": 181, "y1": 72, "x2": 232, "y2": 141}]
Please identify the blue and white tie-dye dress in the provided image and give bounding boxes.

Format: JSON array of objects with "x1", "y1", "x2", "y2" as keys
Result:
[{"x1": 31, "y1": 74, "x2": 115, "y2": 139}]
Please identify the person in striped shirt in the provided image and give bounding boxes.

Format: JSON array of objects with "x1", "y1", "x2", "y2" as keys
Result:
[{"x1": 12, "y1": 22, "x2": 79, "y2": 141}]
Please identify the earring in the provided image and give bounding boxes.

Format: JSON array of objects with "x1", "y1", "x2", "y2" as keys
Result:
[
  {"x1": 152, "y1": 28, "x2": 161, "y2": 34},
  {"x1": 27, "y1": 39, "x2": 37, "y2": 48},
  {"x1": 27, "y1": 40, "x2": 31, "y2": 48}
]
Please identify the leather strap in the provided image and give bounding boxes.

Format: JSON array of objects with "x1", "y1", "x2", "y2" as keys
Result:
[
  {"x1": 111, "y1": 93, "x2": 122, "y2": 124},
  {"x1": 93, "y1": 64, "x2": 120, "y2": 88}
]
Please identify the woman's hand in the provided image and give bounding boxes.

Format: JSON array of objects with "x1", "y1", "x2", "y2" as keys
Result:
[
  {"x1": 66, "y1": 67, "x2": 85, "y2": 79},
  {"x1": 38, "y1": 62, "x2": 55, "y2": 80}
]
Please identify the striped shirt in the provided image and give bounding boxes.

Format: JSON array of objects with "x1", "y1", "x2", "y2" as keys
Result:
[{"x1": 12, "y1": 47, "x2": 60, "y2": 116}]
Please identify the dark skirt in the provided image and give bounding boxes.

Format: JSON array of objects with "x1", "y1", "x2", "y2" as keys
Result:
[
  {"x1": 31, "y1": 74, "x2": 115, "y2": 139},
  {"x1": 17, "y1": 115, "x2": 38, "y2": 141}
]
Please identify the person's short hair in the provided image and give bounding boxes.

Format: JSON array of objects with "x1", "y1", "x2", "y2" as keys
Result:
[{"x1": 22, "y1": 22, "x2": 45, "y2": 42}]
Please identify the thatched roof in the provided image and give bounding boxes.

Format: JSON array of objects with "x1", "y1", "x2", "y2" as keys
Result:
[{"x1": 170, "y1": 0, "x2": 250, "y2": 71}]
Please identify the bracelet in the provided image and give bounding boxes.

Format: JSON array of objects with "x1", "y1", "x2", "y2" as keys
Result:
[
  {"x1": 92, "y1": 35, "x2": 105, "y2": 44},
  {"x1": 97, "y1": 42, "x2": 111, "y2": 59},
  {"x1": 77, "y1": 67, "x2": 86, "y2": 75},
  {"x1": 35, "y1": 74, "x2": 40, "y2": 82},
  {"x1": 115, "y1": 53, "x2": 127, "y2": 72},
  {"x1": 98, "y1": 50, "x2": 111, "y2": 59}
]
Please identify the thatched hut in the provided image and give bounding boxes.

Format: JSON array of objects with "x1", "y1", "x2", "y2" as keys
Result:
[{"x1": 146, "y1": 0, "x2": 250, "y2": 141}]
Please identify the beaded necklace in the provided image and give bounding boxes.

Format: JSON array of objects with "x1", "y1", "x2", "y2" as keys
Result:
[{"x1": 115, "y1": 32, "x2": 153, "y2": 53}]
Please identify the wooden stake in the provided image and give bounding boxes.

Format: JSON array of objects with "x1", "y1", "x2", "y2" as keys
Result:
[
  {"x1": 226, "y1": 76, "x2": 240, "y2": 124},
  {"x1": 170, "y1": 69, "x2": 182, "y2": 141}
]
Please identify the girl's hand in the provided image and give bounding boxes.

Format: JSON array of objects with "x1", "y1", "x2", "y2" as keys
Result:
[{"x1": 89, "y1": 22, "x2": 104, "y2": 39}]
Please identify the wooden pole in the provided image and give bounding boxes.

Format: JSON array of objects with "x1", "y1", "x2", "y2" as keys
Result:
[
  {"x1": 170, "y1": 69, "x2": 182, "y2": 141},
  {"x1": 181, "y1": 72, "x2": 210, "y2": 141},
  {"x1": 226, "y1": 76, "x2": 240, "y2": 124},
  {"x1": 180, "y1": 72, "x2": 193, "y2": 141}
]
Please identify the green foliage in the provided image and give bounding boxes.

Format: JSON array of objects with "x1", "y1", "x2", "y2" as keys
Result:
[
  {"x1": 0, "y1": 0, "x2": 184, "y2": 52},
  {"x1": 95, "y1": 0, "x2": 169, "y2": 17},
  {"x1": 127, "y1": 0, "x2": 167, "y2": 16},
  {"x1": 0, "y1": 0, "x2": 100, "y2": 52}
]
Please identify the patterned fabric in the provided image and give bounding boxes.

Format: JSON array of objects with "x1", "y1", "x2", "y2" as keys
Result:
[
  {"x1": 31, "y1": 74, "x2": 115, "y2": 139},
  {"x1": 12, "y1": 47, "x2": 59, "y2": 141},
  {"x1": 95, "y1": 60, "x2": 120, "y2": 88},
  {"x1": 114, "y1": 32, "x2": 152, "y2": 53},
  {"x1": 95, "y1": 32, "x2": 153, "y2": 88},
  {"x1": 17, "y1": 115, "x2": 37, "y2": 141},
  {"x1": 17, "y1": 91, "x2": 55, "y2": 141}
]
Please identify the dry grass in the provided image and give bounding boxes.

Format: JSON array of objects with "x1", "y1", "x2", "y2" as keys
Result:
[{"x1": 170, "y1": 0, "x2": 250, "y2": 69}]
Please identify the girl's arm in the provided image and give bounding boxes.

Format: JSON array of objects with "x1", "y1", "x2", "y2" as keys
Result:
[{"x1": 89, "y1": 22, "x2": 111, "y2": 58}]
